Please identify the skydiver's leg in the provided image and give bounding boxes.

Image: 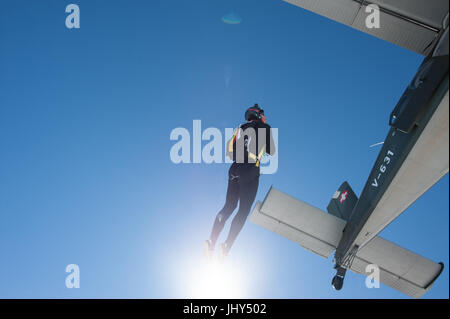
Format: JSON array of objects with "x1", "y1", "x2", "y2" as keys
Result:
[
  {"x1": 209, "y1": 174, "x2": 239, "y2": 249},
  {"x1": 223, "y1": 175, "x2": 259, "y2": 253}
]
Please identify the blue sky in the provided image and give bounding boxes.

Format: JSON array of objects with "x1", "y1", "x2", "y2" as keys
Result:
[{"x1": 0, "y1": 0, "x2": 448, "y2": 298}]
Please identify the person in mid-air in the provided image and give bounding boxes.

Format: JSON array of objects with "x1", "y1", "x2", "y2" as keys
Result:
[{"x1": 204, "y1": 104, "x2": 276, "y2": 260}]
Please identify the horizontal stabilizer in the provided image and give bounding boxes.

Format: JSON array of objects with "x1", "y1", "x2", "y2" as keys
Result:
[
  {"x1": 249, "y1": 187, "x2": 346, "y2": 258},
  {"x1": 350, "y1": 236, "x2": 444, "y2": 298},
  {"x1": 250, "y1": 187, "x2": 444, "y2": 298}
]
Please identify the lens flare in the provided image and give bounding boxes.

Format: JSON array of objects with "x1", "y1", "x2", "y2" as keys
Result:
[
  {"x1": 221, "y1": 12, "x2": 242, "y2": 25},
  {"x1": 224, "y1": 65, "x2": 232, "y2": 87}
]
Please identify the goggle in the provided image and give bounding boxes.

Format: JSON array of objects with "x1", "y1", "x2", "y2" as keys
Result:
[{"x1": 248, "y1": 108, "x2": 264, "y2": 114}]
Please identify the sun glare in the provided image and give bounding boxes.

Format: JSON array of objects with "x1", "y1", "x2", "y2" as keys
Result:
[{"x1": 183, "y1": 258, "x2": 249, "y2": 299}]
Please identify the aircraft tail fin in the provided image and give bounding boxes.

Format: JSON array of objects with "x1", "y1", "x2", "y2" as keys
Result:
[{"x1": 326, "y1": 181, "x2": 358, "y2": 221}]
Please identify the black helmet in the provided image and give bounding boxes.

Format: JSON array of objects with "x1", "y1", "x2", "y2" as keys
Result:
[{"x1": 245, "y1": 103, "x2": 265, "y2": 122}]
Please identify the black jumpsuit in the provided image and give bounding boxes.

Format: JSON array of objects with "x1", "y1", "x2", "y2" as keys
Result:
[{"x1": 209, "y1": 120, "x2": 275, "y2": 253}]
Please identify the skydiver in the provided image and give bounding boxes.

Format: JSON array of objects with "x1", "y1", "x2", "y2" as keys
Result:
[{"x1": 203, "y1": 104, "x2": 276, "y2": 260}]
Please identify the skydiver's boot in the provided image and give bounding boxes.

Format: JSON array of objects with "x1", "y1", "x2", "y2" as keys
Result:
[
  {"x1": 218, "y1": 242, "x2": 229, "y2": 262},
  {"x1": 203, "y1": 240, "x2": 214, "y2": 261}
]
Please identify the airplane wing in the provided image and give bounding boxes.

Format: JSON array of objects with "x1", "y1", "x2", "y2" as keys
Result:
[
  {"x1": 283, "y1": 0, "x2": 449, "y2": 56},
  {"x1": 250, "y1": 187, "x2": 444, "y2": 298}
]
